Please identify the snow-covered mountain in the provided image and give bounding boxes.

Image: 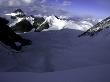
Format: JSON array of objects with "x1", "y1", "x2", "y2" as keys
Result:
[
  {"x1": 44, "y1": 15, "x2": 101, "y2": 31},
  {"x1": 78, "y1": 16, "x2": 110, "y2": 37},
  {"x1": 6, "y1": 13, "x2": 101, "y2": 32},
  {"x1": 4, "y1": 8, "x2": 101, "y2": 32}
]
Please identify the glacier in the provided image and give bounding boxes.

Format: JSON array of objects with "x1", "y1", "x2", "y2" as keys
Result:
[{"x1": 0, "y1": 27, "x2": 110, "y2": 81}]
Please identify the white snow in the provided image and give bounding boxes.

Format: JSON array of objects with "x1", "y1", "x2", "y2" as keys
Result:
[
  {"x1": 0, "y1": 27, "x2": 110, "y2": 82},
  {"x1": 63, "y1": 20, "x2": 93, "y2": 31},
  {"x1": 8, "y1": 15, "x2": 100, "y2": 31},
  {"x1": 9, "y1": 17, "x2": 24, "y2": 27},
  {"x1": 44, "y1": 15, "x2": 67, "y2": 30},
  {"x1": 43, "y1": 16, "x2": 100, "y2": 31}
]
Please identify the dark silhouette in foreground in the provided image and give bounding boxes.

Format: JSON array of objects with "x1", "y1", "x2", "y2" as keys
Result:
[{"x1": 0, "y1": 17, "x2": 32, "y2": 51}]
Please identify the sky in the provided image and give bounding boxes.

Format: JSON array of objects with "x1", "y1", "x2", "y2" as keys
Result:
[
  {"x1": 52, "y1": 0, "x2": 110, "y2": 18},
  {"x1": 0, "y1": 0, "x2": 110, "y2": 18}
]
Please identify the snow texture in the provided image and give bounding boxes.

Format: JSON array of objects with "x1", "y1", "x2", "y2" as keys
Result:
[{"x1": 0, "y1": 27, "x2": 110, "y2": 82}]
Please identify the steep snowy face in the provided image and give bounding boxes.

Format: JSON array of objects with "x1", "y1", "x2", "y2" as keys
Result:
[
  {"x1": 9, "y1": 16, "x2": 34, "y2": 27},
  {"x1": 78, "y1": 16, "x2": 110, "y2": 37},
  {"x1": 45, "y1": 16, "x2": 67, "y2": 30},
  {"x1": 9, "y1": 17, "x2": 24, "y2": 27},
  {"x1": 26, "y1": 16, "x2": 35, "y2": 25}
]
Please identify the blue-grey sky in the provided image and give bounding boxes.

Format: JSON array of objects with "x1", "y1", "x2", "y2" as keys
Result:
[
  {"x1": 0, "y1": 0, "x2": 109, "y2": 18},
  {"x1": 49, "y1": 0, "x2": 110, "y2": 18}
]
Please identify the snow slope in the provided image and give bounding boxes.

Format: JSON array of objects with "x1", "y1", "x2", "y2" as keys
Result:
[
  {"x1": 43, "y1": 16, "x2": 100, "y2": 31},
  {"x1": 45, "y1": 17, "x2": 93, "y2": 31},
  {"x1": 0, "y1": 28, "x2": 110, "y2": 82},
  {"x1": 0, "y1": 65, "x2": 110, "y2": 82}
]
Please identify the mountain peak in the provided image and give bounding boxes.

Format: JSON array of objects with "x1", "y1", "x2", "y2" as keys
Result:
[{"x1": 78, "y1": 16, "x2": 110, "y2": 37}]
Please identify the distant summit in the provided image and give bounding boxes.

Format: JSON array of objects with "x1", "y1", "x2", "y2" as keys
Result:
[
  {"x1": 5, "y1": 9, "x2": 26, "y2": 19},
  {"x1": 12, "y1": 9, "x2": 26, "y2": 18}
]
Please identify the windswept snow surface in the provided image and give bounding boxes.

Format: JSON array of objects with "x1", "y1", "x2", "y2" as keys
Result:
[{"x1": 0, "y1": 28, "x2": 110, "y2": 82}]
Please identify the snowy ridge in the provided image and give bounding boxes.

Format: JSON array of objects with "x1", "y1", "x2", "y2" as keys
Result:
[
  {"x1": 8, "y1": 15, "x2": 101, "y2": 31},
  {"x1": 78, "y1": 16, "x2": 110, "y2": 37},
  {"x1": 44, "y1": 15, "x2": 92, "y2": 31},
  {"x1": 43, "y1": 16, "x2": 101, "y2": 31}
]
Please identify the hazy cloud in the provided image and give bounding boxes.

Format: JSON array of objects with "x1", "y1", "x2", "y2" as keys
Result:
[
  {"x1": 41, "y1": 0, "x2": 47, "y2": 3},
  {"x1": 63, "y1": 0, "x2": 72, "y2": 6},
  {"x1": 0, "y1": 0, "x2": 33, "y2": 6},
  {"x1": 23, "y1": 0, "x2": 32, "y2": 3}
]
